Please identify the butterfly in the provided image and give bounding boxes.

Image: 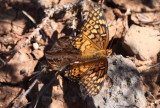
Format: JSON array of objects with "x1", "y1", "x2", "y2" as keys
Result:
[{"x1": 65, "y1": 5, "x2": 111, "y2": 96}]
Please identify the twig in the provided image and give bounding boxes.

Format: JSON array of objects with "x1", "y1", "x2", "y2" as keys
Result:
[
  {"x1": 0, "y1": 57, "x2": 6, "y2": 68},
  {"x1": 143, "y1": 62, "x2": 160, "y2": 71},
  {"x1": 11, "y1": 68, "x2": 46, "y2": 108},
  {"x1": 0, "y1": 49, "x2": 17, "y2": 69},
  {"x1": 33, "y1": 66, "x2": 66, "y2": 108},
  {"x1": 33, "y1": 76, "x2": 56, "y2": 108},
  {"x1": 11, "y1": 79, "x2": 38, "y2": 108},
  {"x1": 7, "y1": 89, "x2": 24, "y2": 108},
  {"x1": 22, "y1": 10, "x2": 37, "y2": 24}
]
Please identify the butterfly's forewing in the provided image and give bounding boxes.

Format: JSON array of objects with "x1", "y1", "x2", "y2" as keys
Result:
[
  {"x1": 72, "y1": 34, "x2": 99, "y2": 57},
  {"x1": 72, "y1": 6, "x2": 109, "y2": 54}
]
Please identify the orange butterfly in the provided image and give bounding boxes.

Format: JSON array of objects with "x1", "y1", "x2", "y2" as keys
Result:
[{"x1": 65, "y1": 5, "x2": 111, "y2": 96}]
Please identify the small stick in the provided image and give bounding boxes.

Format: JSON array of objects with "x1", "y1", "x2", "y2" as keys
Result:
[
  {"x1": 11, "y1": 68, "x2": 46, "y2": 108},
  {"x1": 22, "y1": 10, "x2": 36, "y2": 24},
  {"x1": 143, "y1": 62, "x2": 160, "y2": 71},
  {"x1": 0, "y1": 57, "x2": 6, "y2": 68},
  {"x1": 11, "y1": 79, "x2": 38, "y2": 108},
  {"x1": 34, "y1": 66, "x2": 66, "y2": 108}
]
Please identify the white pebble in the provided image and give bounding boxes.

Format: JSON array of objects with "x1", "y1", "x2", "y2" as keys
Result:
[{"x1": 33, "y1": 43, "x2": 39, "y2": 50}]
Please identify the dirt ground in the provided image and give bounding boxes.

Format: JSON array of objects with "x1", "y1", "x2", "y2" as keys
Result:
[{"x1": 0, "y1": 0, "x2": 160, "y2": 108}]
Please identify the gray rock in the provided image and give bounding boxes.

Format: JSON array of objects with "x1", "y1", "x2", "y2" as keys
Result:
[{"x1": 86, "y1": 55, "x2": 147, "y2": 108}]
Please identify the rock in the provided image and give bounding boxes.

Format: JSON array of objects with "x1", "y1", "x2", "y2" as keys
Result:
[
  {"x1": 111, "y1": 0, "x2": 156, "y2": 12},
  {"x1": 38, "y1": 0, "x2": 56, "y2": 8},
  {"x1": 32, "y1": 49, "x2": 44, "y2": 60},
  {"x1": 33, "y1": 43, "x2": 39, "y2": 50},
  {"x1": 12, "y1": 11, "x2": 26, "y2": 35},
  {"x1": 142, "y1": 0, "x2": 160, "y2": 8},
  {"x1": 0, "y1": 48, "x2": 38, "y2": 82},
  {"x1": 131, "y1": 12, "x2": 160, "y2": 29},
  {"x1": 12, "y1": 19, "x2": 26, "y2": 35},
  {"x1": 0, "y1": 86, "x2": 27, "y2": 108},
  {"x1": 85, "y1": 55, "x2": 146, "y2": 108},
  {"x1": 122, "y1": 25, "x2": 160, "y2": 61},
  {"x1": 0, "y1": 8, "x2": 16, "y2": 34}
]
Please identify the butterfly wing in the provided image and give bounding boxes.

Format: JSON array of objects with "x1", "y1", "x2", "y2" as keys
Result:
[
  {"x1": 72, "y1": 6, "x2": 109, "y2": 55},
  {"x1": 79, "y1": 59, "x2": 108, "y2": 95},
  {"x1": 66, "y1": 59, "x2": 108, "y2": 95}
]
